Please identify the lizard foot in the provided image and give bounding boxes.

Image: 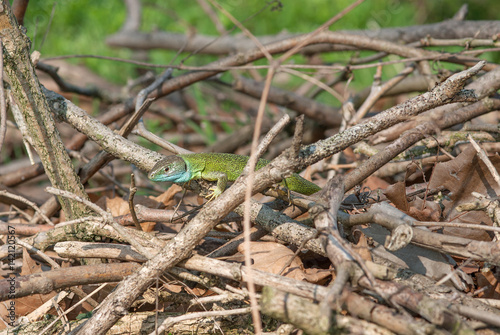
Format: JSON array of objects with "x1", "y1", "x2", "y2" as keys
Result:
[{"x1": 205, "y1": 187, "x2": 222, "y2": 202}]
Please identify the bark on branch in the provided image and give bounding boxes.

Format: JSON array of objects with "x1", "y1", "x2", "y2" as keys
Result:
[
  {"x1": 106, "y1": 20, "x2": 500, "y2": 55},
  {"x1": 0, "y1": 0, "x2": 90, "y2": 220}
]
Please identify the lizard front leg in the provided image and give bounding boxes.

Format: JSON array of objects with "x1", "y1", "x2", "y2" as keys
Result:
[{"x1": 200, "y1": 171, "x2": 228, "y2": 201}]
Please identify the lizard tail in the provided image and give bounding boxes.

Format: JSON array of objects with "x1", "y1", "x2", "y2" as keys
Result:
[{"x1": 285, "y1": 174, "x2": 321, "y2": 195}]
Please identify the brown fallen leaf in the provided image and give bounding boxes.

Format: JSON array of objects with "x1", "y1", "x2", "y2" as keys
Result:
[
  {"x1": 97, "y1": 196, "x2": 159, "y2": 230},
  {"x1": 384, "y1": 181, "x2": 409, "y2": 212},
  {"x1": 152, "y1": 184, "x2": 183, "y2": 208},
  {"x1": 476, "y1": 269, "x2": 500, "y2": 299},
  {"x1": 238, "y1": 242, "x2": 306, "y2": 281},
  {"x1": 407, "y1": 196, "x2": 441, "y2": 222},
  {"x1": 106, "y1": 196, "x2": 130, "y2": 217},
  {"x1": 363, "y1": 175, "x2": 390, "y2": 192},
  {"x1": 428, "y1": 144, "x2": 500, "y2": 240},
  {"x1": 351, "y1": 229, "x2": 373, "y2": 262},
  {"x1": 0, "y1": 249, "x2": 56, "y2": 327}
]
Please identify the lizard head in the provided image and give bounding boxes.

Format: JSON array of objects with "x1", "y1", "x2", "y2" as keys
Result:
[{"x1": 148, "y1": 156, "x2": 189, "y2": 183}]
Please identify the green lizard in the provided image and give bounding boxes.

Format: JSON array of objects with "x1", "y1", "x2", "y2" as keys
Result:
[{"x1": 148, "y1": 153, "x2": 320, "y2": 200}]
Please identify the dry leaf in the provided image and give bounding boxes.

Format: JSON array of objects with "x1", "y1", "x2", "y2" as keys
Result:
[
  {"x1": 103, "y1": 196, "x2": 160, "y2": 230},
  {"x1": 407, "y1": 197, "x2": 441, "y2": 222},
  {"x1": 152, "y1": 184, "x2": 183, "y2": 207},
  {"x1": 140, "y1": 222, "x2": 156, "y2": 232},
  {"x1": 476, "y1": 270, "x2": 500, "y2": 299},
  {"x1": 0, "y1": 249, "x2": 56, "y2": 324},
  {"x1": 384, "y1": 181, "x2": 409, "y2": 212},
  {"x1": 106, "y1": 197, "x2": 130, "y2": 217},
  {"x1": 352, "y1": 229, "x2": 372, "y2": 262},
  {"x1": 302, "y1": 267, "x2": 332, "y2": 284},
  {"x1": 428, "y1": 145, "x2": 500, "y2": 240},
  {"x1": 238, "y1": 242, "x2": 306, "y2": 281},
  {"x1": 363, "y1": 175, "x2": 390, "y2": 191}
]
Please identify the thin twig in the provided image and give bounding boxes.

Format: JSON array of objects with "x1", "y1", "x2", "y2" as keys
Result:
[
  {"x1": 435, "y1": 258, "x2": 472, "y2": 286},
  {"x1": 151, "y1": 307, "x2": 252, "y2": 335},
  {"x1": 45, "y1": 187, "x2": 154, "y2": 258},
  {"x1": 278, "y1": 0, "x2": 366, "y2": 62},
  {"x1": 55, "y1": 216, "x2": 104, "y2": 228},
  {"x1": 282, "y1": 68, "x2": 344, "y2": 102},
  {"x1": 350, "y1": 64, "x2": 416, "y2": 124},
  {"x1": 41, "y1": 46, "x2": 497, "y2": 72},
  {"x1": 468, "y1": 134, "x2": 500, "y2": 188},
  {"x1": 128, "y1": 173, "x2": 142, "y2": 231},
  {"x1": 206, "y1": 0, "x2": 272, "y2": 61},
  {"x1": 38, "y1": 284, "x2": 109, "y2": 335},
  {"x1": 36, "y1": 62, "x2": 103, "y2": 99},
  {"x1": 135, "y1": 122, "x2": 191, "y2": 155},
  {"x1": 0, "y1": 190, "x2": 53, "y2": 226},
  {"x1": 45, "y1": 187, "x2": 107, "y2": 218},
  {"x1": 39, "y1": 1, "x2": 56, "y2": 50},
  {"x1": 15, "y1": 237, "x2": 60, "y2": 269},
  {"x1": 197, "y1": 0, "x2": 226, "y2": 35},
  {"x1": 241, "y1": 65, "x2": 278, "y2": 334},
  {"x1": 413, "y1": 220, "x2": 500, "y2": 233}
]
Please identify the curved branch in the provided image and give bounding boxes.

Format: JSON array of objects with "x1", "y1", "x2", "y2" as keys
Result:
[{"x1": 106, "y1": 20, "x2": 500, "y2": 55}]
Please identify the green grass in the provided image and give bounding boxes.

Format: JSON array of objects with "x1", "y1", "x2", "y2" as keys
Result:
[
  {"x1": 22, "y1": 1, "x2": 497, "y2": 89},
  {"x1": 25, "y1": 1, "x2": 131, "y2": 83},
  {"x1": 188, "y1": 84, "x2": 217, "y2": 144}
]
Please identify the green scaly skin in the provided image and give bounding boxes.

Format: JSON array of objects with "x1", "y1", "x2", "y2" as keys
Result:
[{"x1": 148, "y1": 153, "x2": 320, "y2": 200}]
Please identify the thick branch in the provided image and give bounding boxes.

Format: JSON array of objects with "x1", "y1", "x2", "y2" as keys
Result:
[
  {"x1": 43, "y1": 88, "x2": 163, "y2": 172},
  {"x1": 0, "y1": 263, "x2": 139, "y2": 300},
  {"x1": 106, "y1": 20, "x2": 500, "y2": 55},
  {"x1": 0, "y1": 1, "x2": 91, "y2": 219}
]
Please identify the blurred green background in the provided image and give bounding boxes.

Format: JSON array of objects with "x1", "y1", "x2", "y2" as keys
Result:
[{"x1": 23, "y1": 0, "x2": 498, "y2": 85}]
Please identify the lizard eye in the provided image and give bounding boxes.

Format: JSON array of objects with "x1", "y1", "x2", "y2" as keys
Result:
[{"x1": 164, "y1": 167, "x2": 169, "y2": 173}]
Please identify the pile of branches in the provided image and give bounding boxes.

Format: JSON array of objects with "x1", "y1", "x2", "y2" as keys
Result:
[{"x1": 0, "y1": 1, "x2": 499, "y2": 334}]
